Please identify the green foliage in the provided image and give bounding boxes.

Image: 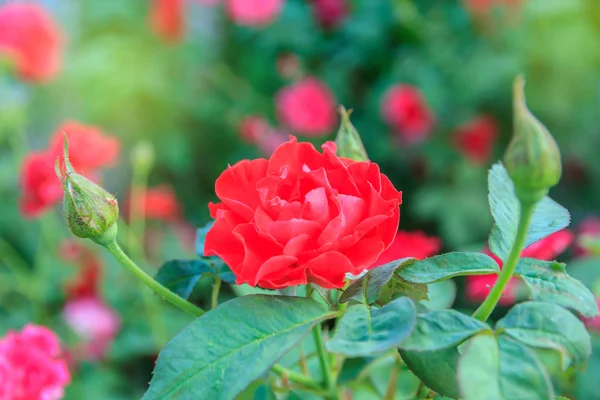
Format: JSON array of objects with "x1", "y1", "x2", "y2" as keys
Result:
[
  {"x1": 421, "y1": 280, "x2": 457, "y2": 310},
  {"x1": 398, "y1": 252, "x2": 500, "y2": 283},
  {"x1": 497, "y1": 301, "x2": 591, "y2": 369},
  {"x1": 514, "y1": 258, "x2": 599, "y2": 318},
  {"x1": 487, "y1": 163, "x2": 570, "y2": 261},
  {"x1": 400, "y1": 347, "x2": 461, "y2": 399},
  {"x1": 400, "y1": 310, "x2": 490, "y2": 352},
  {"x1": 326, "y1": 297, "x2": 416, "y2": 357},
  {"x1": 457, "y1": 334, "x2": 554, "y2": 400},
  {"x1": 339, "y1": 258, "x2": 416, "y2": 304},
  {"x1": 144, "y1": 295, "x2": 332, "y2": 400},
  {"x1": 154, "y1": 259, "x2": 215, "y2": 299}
]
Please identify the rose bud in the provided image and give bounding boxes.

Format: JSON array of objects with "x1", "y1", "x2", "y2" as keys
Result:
[
  {"x1": 57, "y1": 137, "x2": 119, "y2": 246},
  {"x1": 504, "y1": 75, "x2": 562, "y2": 204},
  {"x1": 334, "y1": 106, "x2": 368, "y2": 162}
]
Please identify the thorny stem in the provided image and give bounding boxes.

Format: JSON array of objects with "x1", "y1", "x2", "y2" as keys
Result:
[
  {"x1": 104, "y1": 240, "x2": 205, "y2": 318},
  {"x1": 473, "y1": 201, "x2": 535, "y2": 321}
]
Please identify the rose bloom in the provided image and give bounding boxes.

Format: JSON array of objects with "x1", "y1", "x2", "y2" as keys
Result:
[
  {"x1": 63, "y1": 298, "x2": 120, "y2": 361},
  {"x1": 276, "y1": 77, "x2": 337, "y2": 137},
  {"x1": 381, "y1": 85, "x2": 435, "y2": 144},
  {"x1": 19, "y1": 121, "x2": 119, "y2": 218},
  {"x1": 311, "y1": 0, "x2": 348, "y2": 28},
  {"x1": 453, "y1": 116, "x2": 498, "y2": 165},
  {"x1": 0, "y1": 324, "x2": 70, "y2": 400},
  {"x1": 0, "y1": 2, "x2": 62, "y2": 83},
  {"x1": 149, "y1": 0, "x2": 184, "y2": 43},
  {"x1": 225, "y1": 0, "x2": 283, "y2": 27},
  {"x1": 128, "y1": 185, "x2": 182, "y2": 222},
  {"x1": 204, "y1": 137, "x2": 402, "y2": 289},
  {"x1": 372, "y1": 230, "x2": 442, "y2": 267},
  {"x1": 467, "y1": 229, "x2": 574, "y2": 304}
]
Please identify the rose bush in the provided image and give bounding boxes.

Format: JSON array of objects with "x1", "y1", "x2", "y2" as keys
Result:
[{"x1": 204, "y1": 136, "x2": 402, "y2": 288}]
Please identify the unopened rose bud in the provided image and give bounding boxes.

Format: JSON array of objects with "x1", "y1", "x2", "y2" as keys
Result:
[
  {"x1": 57, "y1": 137, "x2": 118, "y2": 246},
  {"x1": 504, "y1": 75, "x2": 562, "y2": 204},
  {"x1": 335, "y1": 106, "x2": 369, "y2": 162}
]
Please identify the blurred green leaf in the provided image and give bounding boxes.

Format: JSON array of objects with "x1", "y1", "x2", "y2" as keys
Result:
[
  {"x1": 154, "y1": 259, "x2": 214, "y2": 299},
  {"x1": 398, "y1": 252, "x2": 500, "y2": 283}
]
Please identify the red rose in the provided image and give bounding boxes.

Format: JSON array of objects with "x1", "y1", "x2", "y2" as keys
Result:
[
  {"x1": 19, "y1": 121, "x2": 120, "y2": 218},
  {"x1": 453, "y1": 116, "x2": 498, "y2": 165},
  {"x1": 149, "y1": 0, "x2": 184, "y2": 43},
  {"x1": 128, "y1": 185, "x2": 182, "y2": 222},
  {"x1": 204, "y1": 137, "x2": 402, "y2": 289},
  {"x1": 311, "y1": 0, "x2": 348, "y2": 28},
  {"x1": 0, "y1": 2, "x2": 62, "y2": 83},
  {"x1": 464, "y1": 0, "x2": 523, "y2": 16},
  {"x1": 276, "y1": 77, "x2": 337, "y2": 137},
  {"x1": 226, "y1": 0, "x2": 283, "y2": 27},
  {"x1": 466, "y1": 229, "x2": 574, "y2": 304},
  {"x1": 19, "y1": 151, "x2": 64, "y2": 217},
  {"x1": 381, "y1": 84, "x2": 435, "y2": 144},
  {"x1": 371, "y1": 230, "x2": 442, "y2": 267}
]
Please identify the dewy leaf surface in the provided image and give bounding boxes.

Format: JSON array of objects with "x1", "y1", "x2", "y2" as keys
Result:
[
  {"x1": 457, "y1": 334, "x2": 554, "y2": 400},
  {"x1": 515, "y1": 258, "x2": 599, "y2": 317},
  {"x1": 497, "y1": 301, "x2": 591, "y2": 369},
  {"x1": 144, "y1": 295, "x2": 332, "y2": 400},
  {"x1": 326, "y1": 297, "x2": 416, "y2": 357},
  {"x1": 398, "y1": 252, "x2": 499, "y2": 283},
  {"x1": 487, "y1": 163, "x2": 570, "y2": 261}
]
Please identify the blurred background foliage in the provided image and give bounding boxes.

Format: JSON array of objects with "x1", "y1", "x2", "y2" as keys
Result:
[{"x1": 3, "y1": 0, "x2": 600, "y2": 398}]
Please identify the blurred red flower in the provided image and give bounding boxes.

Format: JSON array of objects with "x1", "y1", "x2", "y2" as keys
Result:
[
  {"x1": 19, "y1": 121, "x2": 119, "y2": 218},
  {"x1": 465, "y1": 0, "x2": 523, "y2": 15},
  {"x1": 575, "y1": 216, "x2": 600, "y2": 257},
  {"x1": 239, "y1": 116, "x2": 271, "y2": 143},
  {"x1": 149, "y1": 0, "x2": 184, "y2": 43},
  {"x1": 466, "y1": 229, "x2": 574, "y2": 304},
  {"x1": 311, "y1": 0, "x2": 348, "y2": 28},
  {"x1": 276, "y1": 77, "x2": 337, "y2": 137},
  {"x1": 371, "y1": 230, "x2": 442, "y2": 268},
  {"x1": 226, "y1": 0, "x2": 283, "y2": 26},
  {"x1": 49, "y1": 121, "x2": 120, "y2": 172},
  {"x1": 0, "y1": 324, "x2": 70, "y2": 400},
  {"x1": 382, "y1": 85, "x2": 435, "y2": 144},
  {"x1": 0, "y1": 2, "x2": 62, "y2": 83},
  {"x1": 453, "y1": 116, "x2": 498, "y2": 165},
  {"x1": 205, "y1": 136, "x2": 402, "y2": 289},
  {"x1": 584, "y1": 298, "x2": 600, "y2": 331},
  {"x1": 128, "y1": 185, "x2": 182, "y2": 222}
]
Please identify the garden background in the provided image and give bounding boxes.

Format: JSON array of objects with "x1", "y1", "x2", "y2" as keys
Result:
[{"x1": 2, "y1": 0, "x2": 600, "y2": 398}]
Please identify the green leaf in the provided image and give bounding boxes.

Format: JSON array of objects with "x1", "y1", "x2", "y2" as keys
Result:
[
  {"x1": 378, "y1": 276, "x2": 429, "y2": 304},
  {"x1": 457, "y1": 334, "x2": 554, "y2": 400},
  {"x1": 400, "y1": 347, "x2": 461, "y2": 399},
  {"x1": 398, "y1": 252, "x2": 500, "y2": 284},
  {"x1": 421, "y1": 280, "x2": 457, "y2": 310},
  {"x1": 400, "y1": 309, "x2": 490, "y2": 352},
  {"x1": 326, "y1": 297, "x2": 416, "y2": 357},
  {"x1": 144, "y1": 295, "x2": 332, "y2": 400},
  {"x1": 154, "y1": 259, "x2": 214, "y2": 299},
  {"x1": 496, "y1": 301, "x2": 591, "y2": 369},
  {"x1": 487, "y1": 163, "x2": 570, "y2": 261},
  {"x1": 339, "y1": 258, "x2": 416, "y2": 304},
  {"x1": 195, "y1": 221, "x2": 214, "y2": 257},
  {"x1": 515, "y1": 258, "x2": 599, "y2": 317},
  {"x1": 195, "y1": 221, "x2": 234, "y2": 283}
]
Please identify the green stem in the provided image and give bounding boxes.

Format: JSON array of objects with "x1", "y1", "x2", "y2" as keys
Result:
[
  {"x1": 383, "y1": 361, "x2": 399, "y2": 400},
  {"x1": 473, "y1": 201, "x2": 535, "y2": 321},
  {"x1": 313, "y1": 323, "x2": 338, "y2": 399},
  {"x1": 104, "y1": 240, "x2": 205, "y2": 318},
  {"x1": 211, "y1": 277, "x2": 221, "y2": 309},
  {"x1": 271, "y1": 364, "x2": 322, "y2": 391}
]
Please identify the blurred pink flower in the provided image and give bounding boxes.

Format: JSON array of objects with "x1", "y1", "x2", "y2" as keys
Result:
[
  {"x1": 276, "y1": 77, "x2": 337, "y2": 136},
  {"x1": 583, "y1": 298, "x2": 600, "y2": 331},
  {"x1": 149, "y1": 0, "x2": 185, "y2": 43},
  {"x1": 256, "y1": 129, "x2": 289, "y2": 156},
  {"x1": 127, "y1": 185, "x2": 183, "y2": 222},
  {"x1": 63, "y1": 298, "x2": 121, "y2": 361},
  {"x1": 0, "y1": 2, "x2": 62, "y2": 83},
  {"x1": 0, "y1": 324, "x2": 70, "y2": 400},
  {"x1": 382, "y1": 84, "x2": 435, "y2": 144},
  {"x1": 371, "y1": 230, "x2": 442, "y2": 268},
  {"x1": 453, "y1": 115, "x2": 498, "y2": 165},
  {"x1": 466, "y1": 230, "x2": 574, "y2": 305},
  {"x1": 575, "y1": 216, "x2": 600, "y2": 257},
  {"x1": 464, "y1": 0, "x2": 523, "y2": 16},
  {"x1": 225, "y1": 0, "x2": 283, "y2": 26},
  {"x1": 311, "y1": 0, "x2": 348, "y2": 28},
  {"x1": 239, "y1": 116, "x2": 271, "y2": 143}
]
